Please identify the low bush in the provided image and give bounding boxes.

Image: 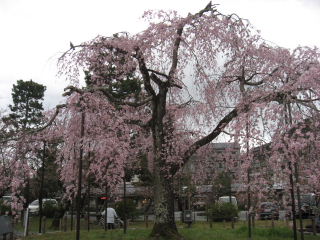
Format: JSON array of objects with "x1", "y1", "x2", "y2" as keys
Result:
[
  {"x1": 43, "y1": 201, "x2": 58, "y2": 218},
  {"x1": 115, "y1": 199, "x2": 139, "y2": 221},
  {"x1": 0, "y1": 199, "x2": 12, "y2": 215},
  {"x1": 51, "y1": 203, "x2": 66, "y2": 229},
  {"x1": 208, "y1": 202, "x2": 238, "y2": 222}
]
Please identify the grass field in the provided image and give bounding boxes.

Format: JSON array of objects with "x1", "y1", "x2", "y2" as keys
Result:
[{"x1": 21, "y1": 220, "x2": 320, "y2": 240}]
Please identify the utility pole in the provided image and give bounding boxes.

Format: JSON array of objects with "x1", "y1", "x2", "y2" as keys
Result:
[
  {"x1": 38, "y1": 141, "x2": 46, "y2": 233},
  {"x1": 76, "y1": 111, "x2": 85, "y2": 240},
  {"x1": 87, "y1": 175, "x2": 90, "y2": 231},
  {"x1": 246, "y1": 127, "x2": 252, "y2": 240},
  {"x1": 104, "y1": 184, "x2": 108, "y2": 231},
  {"x1": 284, "y1": 103, "x2": 297, "y2": 240},
  {"x1": 87, "y1": 144, "x2": 91, "y2": 232},
  {"x1": 287, "y1": 103, "x2": 304, "y2": 240},
  {"x1": 123, "y1": 170, "x2": 127, "y2": 234}
]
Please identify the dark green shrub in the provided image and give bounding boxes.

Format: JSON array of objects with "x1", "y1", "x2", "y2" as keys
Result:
[
  {"x1": 53, "y1": 203, "x2": 66, "y2": 218},
  {"x1": 43, "y1": 201, "x2": 58, "y2": 218},
  {"x1": 0, "y1": 200, "x2": 11, "y2": 215},
  {"x1": 51, "y1": 203, "x2": 66, "y2": 229},
  {"x1": 208, "y1": 202, "x2": 238, "y2": 222},
  {"x1": 115, "y1": 199, "x2": 139, "y2": 220}
]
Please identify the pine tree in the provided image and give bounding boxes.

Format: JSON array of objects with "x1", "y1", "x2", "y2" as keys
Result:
[
  {"x1": 8, "y1": 79, "x2": 46, "y2": 210},
  {"x1": 9, "y1": 79, "x2": 46, "y2": 130}
]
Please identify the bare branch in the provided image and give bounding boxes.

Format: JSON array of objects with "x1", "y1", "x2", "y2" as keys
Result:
[
  {"x1": 134, "y1": 48, "x2": 156, "y2": 97},
  {"x1": 58, "y1": 43, "x2": 87, "y2": 62},
  {"x1": 150, "y1": 73, "x2": 164, "y2": 86},
  {"x1": 172, "y1": 98, "x2": 197, "y2": 109},
  {"x1": 294, "y1": 97, "x2": 320, "y2": 103},
  {"x1": 296, "y1": 101, "x2": 320, "y2": 112},
  {"x1": 168, "y1": 25, "x2": 184, "y2": 80},
  {"x1": 286, "y1": 94, "x2": 320, "y2": 112},
  {"x1": 147, "y1": 69, "x2": 169, "y2": 79},
  {"x1": 30, "y1": 104, "x2": 67, "y2": 133},
  {"x1": 180, "y1": 108, "x2": 238, "y2": 169},
  {"x1": 0, "y1": 104, "x2": 67, "y2": 144},
  {"x1": 170, "y1": 83, "x2": 183, "y2": 89},
  {"x1": 168, "y1": 2, "x2": 216, "y2": 81}
]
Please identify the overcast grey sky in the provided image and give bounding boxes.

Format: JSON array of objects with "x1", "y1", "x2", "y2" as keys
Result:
[{"x1": 0, "y1": 0, "x2": 319, "y2": 110}]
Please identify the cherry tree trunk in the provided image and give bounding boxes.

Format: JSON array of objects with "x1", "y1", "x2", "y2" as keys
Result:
[
  {"x1": 149, "y1": 92, "x2": 182, "y2": 239},
  {"x1": 150, "y1": 169, "x2": 179, "y2": 239}
]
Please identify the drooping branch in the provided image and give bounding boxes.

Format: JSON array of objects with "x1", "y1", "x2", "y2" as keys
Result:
[
  {"x1": 0, "y1": 104, "x2": 67, "y2": 144},
  {"x1": 58, "y1": 43, "x2": 88, "y2": 62},
  {"x1": 177, "y1": 87, "x2": 319, "y2": 174},
  {"x1": 222, "y1": 130, "x2": 268, "y2": 144}
]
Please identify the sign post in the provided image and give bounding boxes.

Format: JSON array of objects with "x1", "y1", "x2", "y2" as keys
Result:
[
  {"x1": 24, "y1": 208, "x2": 30, "y2": 237},
  {"x1": 183, "y1": 210, "x2": 193, "y2": 228}
]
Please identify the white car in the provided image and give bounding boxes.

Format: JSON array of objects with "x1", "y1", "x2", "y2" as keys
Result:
[
  {"x1": 218, "y1": 196, "x2": 238, "y2": 207},
  {"x1": 28, "y1": 199, "x2": 58, "y2": 214}
]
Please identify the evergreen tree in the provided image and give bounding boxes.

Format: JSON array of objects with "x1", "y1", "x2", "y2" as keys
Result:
[
  {"x1": 7, "y1": 79, "x2": 46, "y2": 210},
  {"x1": 212, "y1": 171, "x2": 232, "y2": 200},
  {"x1": 31, "y1": 141, "x2": 63, "y2": 200},
  {"x1": 8, "y1": 79, "x2": 46, "y2": 130}
]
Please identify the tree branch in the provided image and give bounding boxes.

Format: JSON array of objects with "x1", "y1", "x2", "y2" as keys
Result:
[
  {"x1": 63, "y1": 85, "x2": 152, "y2": 108},
  {"x1": 168, "y1": 25, "x2": 184, "y2": 80},
  {"x1": 147, "y1": 69, "x2": 169, "y2": 80},
  {"x1": 134, "y1": 48, "x2": 156, "y2": 97},
  {"x1": 124, "y1": 119, "x2": 152, "y2": 128},
  {"x1": 0, "y1": 104, "x2": 67, "y2": 144},
  {"x1": 175, "y1": 87, "x2": 316, "y2": 175},
  {"x1": 150, "y1": 73, "x2": 164, "y2": 86},
  {"x1": 168, "y1": 2, "x2": 215, "y2": 82},
  {"x1": 244, "y1": 67, "x2": 279, "y2": 86},
  {"x1": 180, "y1": 108, "x2": 238, "y2": 170},
  {"x1": 58, "y1": 43, "x2": 87, "y2": 62},
  {"x1": 30, "y1": 104, "x2": 67, "y2": 133}
]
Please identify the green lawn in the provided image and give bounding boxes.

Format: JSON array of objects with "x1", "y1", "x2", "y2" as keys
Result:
[
  {"x1": 15, "y1": 216, "x2": 103, "y2": 233},
  {"x1": 21, "y1": 221, "x2": 320, "y2": 240}
]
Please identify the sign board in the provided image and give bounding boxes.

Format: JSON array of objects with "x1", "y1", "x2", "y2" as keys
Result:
[
  {"x1": 24, "y1": 208, "x2": 30, "y2": 237},
  {"x1": 0, "y1": 216, "x2": 13, "y2": 235}
]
